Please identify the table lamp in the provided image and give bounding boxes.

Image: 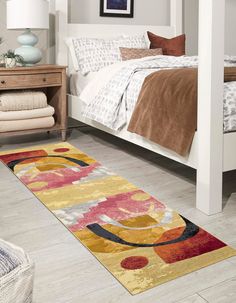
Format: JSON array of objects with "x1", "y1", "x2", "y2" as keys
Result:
[{"x1": 7, "y1": 0, "x2": 49, "y2": 66}]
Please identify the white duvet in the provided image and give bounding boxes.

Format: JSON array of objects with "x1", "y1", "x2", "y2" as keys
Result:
[{"x1": 80, "y1": 55, "x2": 236, "y2": 133}]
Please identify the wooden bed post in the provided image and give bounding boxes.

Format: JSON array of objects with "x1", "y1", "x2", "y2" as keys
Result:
[
  {"x1": 171, "y1": 0, "x2": 183, "y2": 35},
  {"x1": 197, "y1": 0, "x2": 225, "y2": 215}
]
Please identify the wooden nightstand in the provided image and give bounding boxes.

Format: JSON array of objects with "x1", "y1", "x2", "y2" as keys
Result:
[{"x1": 0, "y1": 64, "x2": 67, "y2": 141}]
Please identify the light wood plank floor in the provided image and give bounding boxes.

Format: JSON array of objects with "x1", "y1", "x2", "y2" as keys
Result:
[{"x1": 0, "y1": 126, "x2": 236, "y2": 303}]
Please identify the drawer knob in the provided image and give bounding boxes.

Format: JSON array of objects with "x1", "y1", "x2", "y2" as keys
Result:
[
  {"x1": 1, "y1": 80, "x2": 6, "y2": 84},
  {"x1": 43, "y1": 78, "x2": 46, "y2": 82}
]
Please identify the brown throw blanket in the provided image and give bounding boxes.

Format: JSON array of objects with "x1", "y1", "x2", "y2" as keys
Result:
[{"x1": 128, "y1": 67, "x2": 236, "y2": 156}]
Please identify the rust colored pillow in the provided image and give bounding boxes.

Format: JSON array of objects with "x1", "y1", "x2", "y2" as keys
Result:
[
  {"x1": 147, "y1": 31, "x2": 186, "y2": 56},
  {"x1": 119, "y1": 47, "x2": 163, "y2": 61}
]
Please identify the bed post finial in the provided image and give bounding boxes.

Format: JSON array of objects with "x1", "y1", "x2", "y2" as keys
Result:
[
  {"x1": 171, "y1": 0, "x2": 183, "y2": 35},
  {"x1": 55, "y1": 0, "x2": 68, "y2": 65}
]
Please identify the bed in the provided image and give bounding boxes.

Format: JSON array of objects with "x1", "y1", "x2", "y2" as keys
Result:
[{"x1": 54, "y1": 0, "x2": 233, "y2": 215}]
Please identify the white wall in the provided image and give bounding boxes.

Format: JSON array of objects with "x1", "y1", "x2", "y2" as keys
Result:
[
  {"x1": 69, "y1": 0, "x2": 170, "y2": 26},
  {"x1": 184, "y1": 0, "x2": 236, "y2": 55},
  {"x1": 225, "y1": 0, "x2": 236, "y2": 55},
  {"x1": 184, "y1": 0, "x2": 198, "y2": 55}
]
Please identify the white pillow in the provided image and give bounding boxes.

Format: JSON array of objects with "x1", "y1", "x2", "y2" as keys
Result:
[{"x1": 65, "y1": 35, "x2": 147, "y2": 75}]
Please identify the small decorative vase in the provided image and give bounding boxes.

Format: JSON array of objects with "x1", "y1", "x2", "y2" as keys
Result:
[{"x1": 5, "y1": 58, "x2": 16, "y2": 68}]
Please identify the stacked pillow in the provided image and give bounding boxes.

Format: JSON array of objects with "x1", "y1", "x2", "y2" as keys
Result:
[
  {"x1": 66, "y1": 32, "x2": 186, "y2": 75},
  {"x1": 119, "y1": 33, "x2": 186, "y2": 60},
  {"x1": 0, "y1": 91, "x2": 55, "y2": 133},
  {"x1": 67, "y1": 35, "x2": 148, "y2": 75}
]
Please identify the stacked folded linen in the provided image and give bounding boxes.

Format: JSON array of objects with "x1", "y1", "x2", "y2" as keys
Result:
[
  {"x1": 0, "y1": 117, "x2": 55, "y2": 132},
  {"x1": 0, "y1": 105, "x2": 54, "y2": 120},
  {"x1": 0, "y1": 91, "x2": 55, "y2": 132},
  {"x1": 0, "y1": 91, "x2": 47, "y2": 111}
]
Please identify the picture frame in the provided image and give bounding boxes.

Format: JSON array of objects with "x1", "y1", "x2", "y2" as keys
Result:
[{"x1": 100, "y1": 0, "x2": 134, "y2": 18}]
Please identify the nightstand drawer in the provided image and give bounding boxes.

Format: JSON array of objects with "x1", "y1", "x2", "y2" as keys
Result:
[{"x1": 0, "y1": 73, "x2": 62, "y2": 89}]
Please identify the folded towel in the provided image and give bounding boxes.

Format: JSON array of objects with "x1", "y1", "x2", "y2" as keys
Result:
[
  {"x1": 0, "y1": 105, "x2": 55, "y2": 121},
  {"x1": 0, "y1": 91, "x2": 47, "y2": 111},
  {"x1": 0, "y1": 117, "x2": 55, "y2": 132}
]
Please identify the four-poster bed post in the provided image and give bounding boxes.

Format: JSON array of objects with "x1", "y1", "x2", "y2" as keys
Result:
[
  {"x1": 54, "y1": 0, "x2": 68, "y2": 66},
  {"x1": 197, "y1": 0, "x2": 225, "y2": 214},
  {"x1": 170, "y1": 0, "x2": 183, "y2": 35}
]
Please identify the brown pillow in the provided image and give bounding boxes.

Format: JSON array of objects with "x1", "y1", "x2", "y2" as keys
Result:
[
  {"x1": 119, "y1": 47, "x2": 163, "y2": 61},
  {"x1": 147, "y1": 31, "x2": 186, "y2": 56}
]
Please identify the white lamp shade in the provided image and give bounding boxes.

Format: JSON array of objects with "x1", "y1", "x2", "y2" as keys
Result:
[{"x1": 7, "y1": 0, "x2": 49, "y2": 29}]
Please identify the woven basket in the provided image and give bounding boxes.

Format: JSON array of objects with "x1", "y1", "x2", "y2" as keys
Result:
[{"x1": 0, "y1": 240, "x2": 34, "y2": 303}]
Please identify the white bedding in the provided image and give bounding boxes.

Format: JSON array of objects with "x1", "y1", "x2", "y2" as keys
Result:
[
  {"x1": 80, "y1": 55, "x2": 236, "y2": 133},
  {"x1": 70, "y1": 71, "x2": 97, "y2": 96}
]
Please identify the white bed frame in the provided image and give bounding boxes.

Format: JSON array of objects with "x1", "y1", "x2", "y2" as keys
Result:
[{"x1": 55, "y1": 0, "x2": 235, "y2": 215}]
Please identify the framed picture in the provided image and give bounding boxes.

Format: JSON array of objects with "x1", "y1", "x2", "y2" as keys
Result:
[{"x1": 100, "y1": 0, "x2": 134, "y2": 18}]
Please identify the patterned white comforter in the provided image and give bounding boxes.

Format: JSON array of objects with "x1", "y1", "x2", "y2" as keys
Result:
[{"x1": 80, "y1": 55, "x2": 236, "y2": 133}]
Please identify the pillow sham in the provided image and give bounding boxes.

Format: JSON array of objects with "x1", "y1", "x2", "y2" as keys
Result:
[
  {"x1": 67, "y1": 35, "x2": 147, "y2": 75},
  {"x1": 147, "y1": 32, "x2": 186, "y2": 56},
  {"x1": 120, "y1": 47, "x2": 163, "y2": 61}
]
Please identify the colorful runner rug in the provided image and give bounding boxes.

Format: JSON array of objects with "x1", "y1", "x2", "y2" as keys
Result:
[{"x1": 0, "y1": 143, "x2": 235, "y2": 295}]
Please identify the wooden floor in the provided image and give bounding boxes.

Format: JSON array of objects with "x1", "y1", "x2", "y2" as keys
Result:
[{"x1": 0, "y1": 126, "x2": 236, "y2": 303}]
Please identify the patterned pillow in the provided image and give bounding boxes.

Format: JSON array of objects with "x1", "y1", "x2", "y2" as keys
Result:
[
  {"x1": 120, "y1": 47, "x2": 163, "y2": 61},
  {"x1": 72, "y1": 35, "x2": 147, "y2": 75}
]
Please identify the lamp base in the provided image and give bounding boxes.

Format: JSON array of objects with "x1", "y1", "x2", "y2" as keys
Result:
[{"x1": 15, "y1": 29, "x2": 42, "y2": 66}]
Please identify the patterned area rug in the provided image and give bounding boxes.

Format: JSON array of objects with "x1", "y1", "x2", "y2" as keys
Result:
[{"x1": 0, "y1": 142, "x2": 235, "y2": 295}]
